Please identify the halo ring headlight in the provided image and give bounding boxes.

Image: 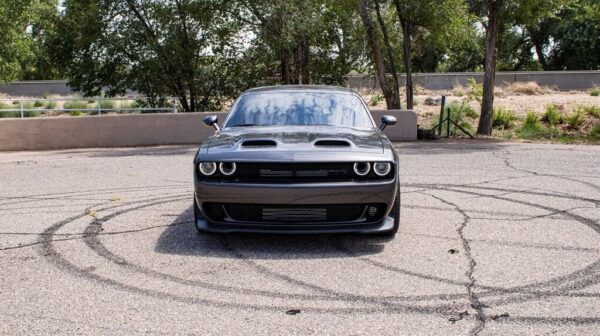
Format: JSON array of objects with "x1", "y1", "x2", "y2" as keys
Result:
[
  {"x1": 373, "y1": 162, "x2": 392, "y2": 176},
  {"x1": 353, "y1": 162, "x2": 371, "y2": 176},
  {"x1": 219, "y1": 162, "x2": 237, "y2": 176},
  {"x1": 198, "y1": 162, "x2": 217, "y2": 176}
]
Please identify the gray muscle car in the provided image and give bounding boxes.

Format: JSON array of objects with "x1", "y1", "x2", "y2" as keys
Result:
[{"x1": 193, "y1": 85, "x2": 400, "y2": 236}]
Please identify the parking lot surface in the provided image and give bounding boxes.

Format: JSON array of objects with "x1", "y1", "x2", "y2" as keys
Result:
[{"x1": 1, "y1": 142, "x2": 599, "y2": 335}]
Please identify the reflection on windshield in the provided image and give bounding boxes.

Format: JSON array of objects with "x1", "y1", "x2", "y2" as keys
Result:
[{"x1": 225, "y1": 92, "x2": 373, "y2": 128}]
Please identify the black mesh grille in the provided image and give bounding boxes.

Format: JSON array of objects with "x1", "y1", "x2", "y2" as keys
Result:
[{"x1": 202, "y1": 203, "x2": 386, "y2": 223}]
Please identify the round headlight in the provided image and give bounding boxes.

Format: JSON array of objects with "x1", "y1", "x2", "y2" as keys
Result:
[
  {"x1": 373, "y1": 162, "x2": 392, "y2": 176},
  {"x1": 219, "y1": 162, "x2": 237, "y2": 176},
  {"x1": 353, "y1": 162, "x2": 371, "y2": 176},
  {"x1": 198, "y1": 162, "x2": 217, "y2": 176}
]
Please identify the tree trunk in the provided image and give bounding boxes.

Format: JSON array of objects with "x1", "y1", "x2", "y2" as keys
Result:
[
  {"x1": 478, "y1": 0, "x2": 502, "y2": 136},
  {"x1": 528, "y1": 27, "x2": 548, "y2": 70},
  {"x1": 400, "y1": 18, "x2": 413, "y2": 109},
  {"x1": 374, "y1": 0, "x2": 401, "y2": 109},
  {"x1": 357, "y1": 0, "x2": 401, "y2": 109}
]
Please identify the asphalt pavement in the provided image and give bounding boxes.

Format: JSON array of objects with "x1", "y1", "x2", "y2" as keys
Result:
[{"x1": 0, "y1": 142, "x2": 599, "y2": 335}]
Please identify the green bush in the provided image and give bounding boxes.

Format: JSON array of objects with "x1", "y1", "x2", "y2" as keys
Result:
[
  {"x1": 576, "y1": 105, "x2": 600, "y2": 119},
  {"x1": 97, "y1": 100, "x2": 116, "y2": 110},
  {"x1": 25, "y1": 110, "x2": 41, "y2": 118},
  {"x1": 541, "y1": 105, "x2": 563, "y2": 125},
  {"x1": 370, "y1": 93, "x2": 383, "y2": 106},
  {"x1": 45, "y1": 101, "x2": 57, "y2": 109},
  {"x1": 517, "y1": 112, "x2": 557, "y2": 139},
  {"x1": 590, "y1": 87, "x2": 600, "y2": 97},
  {"x1": 434, "y1": 101, "x2": 476, "y2": 136},
  {"x1": 64, "y1": 100, "x2": 88, "y2": 115},
  {"x1": 564, "y1": 109, "x2": 585, "y2": 129},
  {"x1": 22, "y1": 102, "x2": 35, "y2": 109},
  {"x1": 33, "y1": 101, "x2": 44, "y2": 107},
  {"x1": 589, "y1": 124, "x2": 600, "y2": 140},
  {"x1": 493, "y1": 107, "x2": 517, "y2": 129},
  {"x1": 0, "y1": 102, "x2": 10, "y2": 109}
]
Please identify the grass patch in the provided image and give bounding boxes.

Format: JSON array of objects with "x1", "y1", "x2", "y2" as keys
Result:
[
  {"x1": 506, "y1": 81, "x2": 550, "y2": 95},
  {"x1": 33, "y1": 101, "x2": 44, "y2": 107},
  {"x1": 370, "y1": 93, "x2": 383, "y2": 106},
  {"x1": 517, "y1": 112, "x2": 557, "y2": 139},
  {"x1": 590, "y1": 87, "x2": 600, "y2": 97},
  {"x1": 564, "y1": 109, "x2": 585, "y2": 129},
  {"x1": 493, "y1": 107, "x2": 517, "y2": 129},
  {"x1": 433, "y1": 101, "x2": 476, "y2": 136},
  {"x1": 45, "y1": 101, "x2": 57, "y2": 109},
  {"x1": 97, "y1": 100, "x2": 116, "y2": 110},
  {"x1": 64, "y1": 101, "x2": 88, "y2": 115},
  {"x1": 25, "y1": 110, "x2": 41, "y2": 117},
  {"x1": 452, "y1": 84, "x2": 465, "y2": 97},
  {"x1": 589, "y1": 124, "x2": 600, "y2": 140},
  {"x1": 541, "y1": 104, "x2": 563, "y2": 125},
  {"x1": 575, "y1": 105, "x2": 600, "y2": 119}
]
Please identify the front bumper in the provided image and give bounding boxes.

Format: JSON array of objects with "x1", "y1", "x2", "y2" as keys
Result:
[{"x1": 194, "y1": 178, "x2": 397, "y2": 233}]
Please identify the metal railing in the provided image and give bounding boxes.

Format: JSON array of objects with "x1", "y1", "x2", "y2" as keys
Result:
[{"x1": 0, "y1": 97, "x2": 179, "y2": 118}]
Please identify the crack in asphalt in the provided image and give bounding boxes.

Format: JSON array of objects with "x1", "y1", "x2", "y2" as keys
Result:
[{"x1": 424, "y1": 193, "x2": 487, "y2": 335}]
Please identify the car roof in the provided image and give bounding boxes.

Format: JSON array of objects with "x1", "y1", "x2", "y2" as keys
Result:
[{"x1": 243, "y1": 85, "x2": 358, "y2": 95}]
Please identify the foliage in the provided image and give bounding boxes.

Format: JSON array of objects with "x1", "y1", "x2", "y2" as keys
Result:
[
  {"x1": 517, "y1": 112, "x2": 557, "y2": 139},
  {"x1": 97, "y1": 100, "x2": 115, "y2": 110},
  {"x1": 0, "y1": 0, "x2": 62, "y2": 82},
  {"x1": 493, "y1": 107, "x2": 517, "y2": 129},
  {"x1": 34, "y1": 101, "x2": 44, "y2": 107},
  {"x1": 466, "y1": 77, "x2": 483, "y2": 103},
  {"x1": 434, "y1": 101, "x2": 476, "y2": 136},
  {"x1": 370, "y1": 93, "x2": 384, "y2": 106},
  {"x1": 589, "y1": 124, "x2": 600, "y2": 140},
  {"x1": 590, "y1": 88, "x2": 600, "y2": 97},
  {"x1": 44, "y1": 101, "x2": 57, "y2": 109},
  {"x1": 564, "y1": 109, "x2": 585, "y2": 129},
  {"x1": 576, "y1": 105, "x2": 600, "y2": 119},
  {"x1": 541, "y1": 104, "x2": 563, "y2": 125},
  {"x1": 63, "y1": 100, "x2": 88, "y2": 112}
]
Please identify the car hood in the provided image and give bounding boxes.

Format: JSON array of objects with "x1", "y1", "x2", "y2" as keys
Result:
[{"x1": 198, "y1": 126, "x2": 392, "y2": 162}]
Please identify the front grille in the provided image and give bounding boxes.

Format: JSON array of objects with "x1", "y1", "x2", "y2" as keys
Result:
[
  {"x1": 198, "y1": 162, "x2": 393, "y2": 183},
  {"x1": 202, "y1": 203, "x2": 386, "y2": 224}
]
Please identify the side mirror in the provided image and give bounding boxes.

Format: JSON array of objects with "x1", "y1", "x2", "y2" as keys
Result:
[
  {"x1": 203, "y1": 115, "x2": 220, "y2": 131},
  {"x1": 380, "y1": 115, "x2": 397, "y2": 131}
]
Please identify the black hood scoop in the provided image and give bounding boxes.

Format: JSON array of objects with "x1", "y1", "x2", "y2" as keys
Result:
[
  {"x1": 241, "y1": 139, "x2": 277, "y2": 147},
  {"x1": 314, "y1": 140, "x2": 351, "y2": 147}
]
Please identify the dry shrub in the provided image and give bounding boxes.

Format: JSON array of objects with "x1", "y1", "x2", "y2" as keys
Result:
[{"x1": 505, "y1": 82, "x2": 552, "y2": 95}]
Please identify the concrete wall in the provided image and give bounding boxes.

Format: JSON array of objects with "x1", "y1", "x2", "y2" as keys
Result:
[
  {"x1": 0, "y1": 110, "x2": 417, "y2": 151},
  {"x1": 2, "y1": 71, "x2": 599, "y2": 97},
  {"x1": 347, "y1": 71, "x2": 600, "y2": 91}
]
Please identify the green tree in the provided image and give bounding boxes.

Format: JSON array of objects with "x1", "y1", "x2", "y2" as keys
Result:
[
  {"x1": 392, "y1": 0, "x2": 467, "y2": 109},
  {"x1": 0, "y1": 0, "x2": 60, "y2": 82},
  {"x1": 53, "y1": 0, "x2": 248, "y2": 112}
]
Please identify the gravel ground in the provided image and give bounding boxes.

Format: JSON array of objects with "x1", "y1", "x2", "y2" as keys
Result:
[{"x1": 0, "y1": 142, "x2": 599, "y2": 335}]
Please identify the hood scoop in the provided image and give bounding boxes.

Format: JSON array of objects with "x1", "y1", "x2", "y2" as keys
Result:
[
  {"x1": 241, "y1": 139, "x2": 277, "y2": 147},
  {"x1": 314, "y1": 140, "x2": 351, "y2": 147}
]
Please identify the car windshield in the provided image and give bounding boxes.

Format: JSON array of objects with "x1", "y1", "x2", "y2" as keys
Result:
[{"x1": 224, "y1": 91, "x2": 374, "y2": 128}]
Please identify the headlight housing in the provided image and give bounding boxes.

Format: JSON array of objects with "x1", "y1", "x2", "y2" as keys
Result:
[
  {"x1": 198, "y1": 162, "x2": 217, "y2": 176},
  {"x1": 219, "y1": 162, "x2": 237, "y2": 176},
  {"x1": 373, "y1": 162, "x2": 392, "y2": 176},
  {"x1": 353, "y1": 162, "x2": 371, "y2": 176}
]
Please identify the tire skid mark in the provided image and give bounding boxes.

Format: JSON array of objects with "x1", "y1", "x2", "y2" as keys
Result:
[{"x1": 33, "y1": 185, "x2": 600, "y2": 325}]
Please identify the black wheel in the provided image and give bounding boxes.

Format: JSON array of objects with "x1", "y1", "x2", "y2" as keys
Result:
[{"x1": 381, "y1": 182, "x2": 400, "y2": 236}]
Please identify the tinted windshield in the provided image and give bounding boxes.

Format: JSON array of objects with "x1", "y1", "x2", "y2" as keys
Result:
[{"x1": 224, "y1": 92, "x2": 374, "y2": 128}]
